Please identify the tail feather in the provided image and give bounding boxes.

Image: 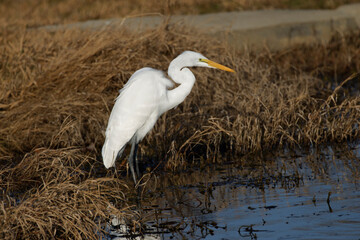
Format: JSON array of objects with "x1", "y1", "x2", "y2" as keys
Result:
[{"x1": 102, "y1": 139, "x2": 125, "y2": 168}]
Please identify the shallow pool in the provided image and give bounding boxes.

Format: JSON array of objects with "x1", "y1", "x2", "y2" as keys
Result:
[{"x1": 109, "y1": 143, "x2": 360, "y2": 239}]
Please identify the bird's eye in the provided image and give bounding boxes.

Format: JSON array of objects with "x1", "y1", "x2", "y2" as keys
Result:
[{"x1": 199, "y1": 58, "x2": 203, "y2": 62}]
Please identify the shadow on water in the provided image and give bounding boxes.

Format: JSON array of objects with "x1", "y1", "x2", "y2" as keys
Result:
[{"x1": 108, "y1": 142, "x2": 360, "y2": 239}]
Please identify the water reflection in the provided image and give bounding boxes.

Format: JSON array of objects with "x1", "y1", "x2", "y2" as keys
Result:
[{"x1": 110, "y1": 143, "x2": 360, "y2": 239}]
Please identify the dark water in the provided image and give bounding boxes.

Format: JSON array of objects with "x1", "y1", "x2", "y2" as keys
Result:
[{"x1": 109, "y1": 143, "x2": 360, "y2": 239}]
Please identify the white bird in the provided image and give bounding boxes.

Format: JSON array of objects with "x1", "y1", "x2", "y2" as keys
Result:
[{"x1": 102, "y1": 51, "x2": 235, "y2": 183}]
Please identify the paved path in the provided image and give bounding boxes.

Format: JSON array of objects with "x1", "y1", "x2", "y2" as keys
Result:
[{"x1": 41, "y1": 3, "x2": 360, "y2": 50}]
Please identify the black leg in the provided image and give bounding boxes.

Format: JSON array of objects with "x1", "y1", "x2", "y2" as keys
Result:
[
  {"x1": 128, "y1": 139, "x2": 137, "y2": 184},
  {"x1": 134, "y1": 143, "x2": 140, "y2": 177}
]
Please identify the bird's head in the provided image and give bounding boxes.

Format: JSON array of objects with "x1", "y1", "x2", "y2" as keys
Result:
[{"x1": 176, "y1": 51, "x2": 235, "y2": 73}]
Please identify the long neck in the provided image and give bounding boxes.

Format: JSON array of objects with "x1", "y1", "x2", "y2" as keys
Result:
[{"x1": 162, "y1": 64, "x2": 196, "y2": 112}]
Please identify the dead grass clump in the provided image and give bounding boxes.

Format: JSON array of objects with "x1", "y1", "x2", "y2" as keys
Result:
[
  {"x1": 0, "y1": 148, "x2": 97, "y2": 195},
  {"x1": 0, "y1": 147, "x2": 139, "y2": 239},
  {"x1": 1, "y1": 177, "x2": 132, "y2": 240}
]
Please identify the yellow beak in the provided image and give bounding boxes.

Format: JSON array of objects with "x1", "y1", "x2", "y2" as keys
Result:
[{"x1": 201, "y1": 59, "x2": 235, "y2": 73}]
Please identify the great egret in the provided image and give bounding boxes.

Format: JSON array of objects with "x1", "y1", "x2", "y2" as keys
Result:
[{"x1": 102, "y1": 51, "x2": 235, "y2": 183}]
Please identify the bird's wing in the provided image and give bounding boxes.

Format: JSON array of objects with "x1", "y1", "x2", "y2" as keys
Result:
[
  {"x1": 118, "y1": 67, "x2": 173, "y2": 96},
  {"x1": 102, "y1": 68, "x2": 171, "y2": 168}
]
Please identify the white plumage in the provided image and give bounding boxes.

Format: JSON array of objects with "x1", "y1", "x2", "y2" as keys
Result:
[
  {"x1": 102, "y1": 68, "x2": 172, "y2": 168},
  {"x1": 102, "y1": 51, "x2": 235, "y2": 183}
]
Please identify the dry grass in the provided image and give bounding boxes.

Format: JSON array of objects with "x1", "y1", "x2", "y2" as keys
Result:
[
  {"x1": 0, "y1": 147, "x2": 138, "y2": 239},
  {"x1": 1, "y1": 0, "x2": 360, "y2": 26},
  {"x1": 0, "y1": 9, "x2": 359, "y2": 239}
]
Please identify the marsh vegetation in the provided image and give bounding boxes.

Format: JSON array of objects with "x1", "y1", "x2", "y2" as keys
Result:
[{"x1": 0, "y1": 1, "x2": 360, "y2": 239}]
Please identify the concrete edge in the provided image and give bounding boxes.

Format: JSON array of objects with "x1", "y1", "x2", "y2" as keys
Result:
[{"x1": 37, "y1": 3, "x2": 360, "y2": 51}]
